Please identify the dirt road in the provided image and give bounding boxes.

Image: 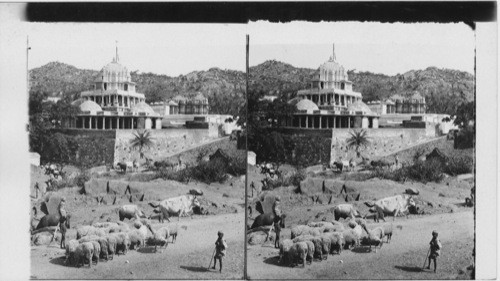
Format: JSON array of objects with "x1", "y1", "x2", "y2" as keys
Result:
[
  {"x1": 247, "y1": 210, "x2": 474, "y2": 279},
  {"x1": 31, "y1": 212, "x2": 245, "y2": 280}
]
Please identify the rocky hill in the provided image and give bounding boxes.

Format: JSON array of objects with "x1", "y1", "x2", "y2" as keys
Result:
[{"x1": 29, "y1": 60, "x2": 474, "y2": 115}]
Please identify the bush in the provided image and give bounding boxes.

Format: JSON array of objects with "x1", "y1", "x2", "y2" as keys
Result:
[
  {"x1": 191, "y1": 158, "x2": 228, "y2": 184},
  {"x1": 444, "y1": 155, "x2": 473, "y2": 175},
  {"x1": 287, "y1": 169, "x2": 306, "y2": 188},
  {"x1": 74, "y1": 171, "x2": 90, "y2": 188},
  {"x1": 371, "y1": 158, "x2": 444, "y2": 184}
]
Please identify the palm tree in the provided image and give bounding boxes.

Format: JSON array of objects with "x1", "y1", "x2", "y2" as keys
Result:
[
  {"x1": 129, "y1": 130, "x2": 155, "y2": 159},
  {"x1": 346, "y1": 129, "x2": 371, "y2": 158}
]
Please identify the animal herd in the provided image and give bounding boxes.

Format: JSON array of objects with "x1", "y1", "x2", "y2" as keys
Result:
[
  {"x1": 279, "y1": 217, "x2": 394, "y2": 267},
  {"x1": 31, "y1": 194, "x2": 201, "y2": 268},
  {"x1": 249, "y1": 194, "x2": 416, "y2": 268}
]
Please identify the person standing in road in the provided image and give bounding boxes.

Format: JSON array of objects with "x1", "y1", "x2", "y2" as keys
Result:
[
  {"x1": 427, "y1": 230, "x2": 442, "y2": 273},
  {"x1": 213, "y1": 231, "x2": 227, "y2": 272}
]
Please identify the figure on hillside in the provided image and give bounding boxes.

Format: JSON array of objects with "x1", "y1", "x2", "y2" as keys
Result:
[
  {"x1": 58, "y1": 198, "x2": 67, "y2": 219},
  {"x1": 213, "y1": 231, "x2": 227, "y2": 272},
  {"x1": 426, "y1": 230, "x2": 442, "y2": 273},
  {"x1": 272, "y1": 196, "x2": 282, "y2": 218}
]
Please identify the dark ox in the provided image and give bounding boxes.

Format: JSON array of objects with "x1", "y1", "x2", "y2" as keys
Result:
[
  {"x1": 250, "y1": 213, "x2": 286, "y2": 230},
  {"x1": 148, "y1": 195, "x2": 201, "y2": 222},
  {"x1": 36, "y1": 213, "x2": 71, "y2": 230}
]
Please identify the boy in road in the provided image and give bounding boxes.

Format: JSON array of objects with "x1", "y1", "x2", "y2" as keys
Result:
[
  {"x1": 427, "y1": 230, "x2": 442, "y2": 273},
  {"x1": 213, "y1": 231, "x2": 227, "y2": 272}
]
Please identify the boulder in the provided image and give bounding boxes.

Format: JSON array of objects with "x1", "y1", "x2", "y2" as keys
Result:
[
  {"x1": 305, "y1": 164, "x2": 324, "y2": 175},
  {"x1": 189, "y1": 189, "x2": 203, "y2": 196},
  {"x1": 88, "y1": 165, "x2": 108, "y2": 176},
  {"x1": 299, "y1": 178, "x2": 324, "y2": 195},
  {"x1": 247, "y1": 231, "x2": 275, "y2": 245},
  {"x1": 405, "y1": 188, "x2": 420, "y2": 195},
  {"x1": 42, "y1": 193, "x2": 65, "y2": 215},
  {"x1": 247, "y1": 151, "x2": 257, "y2": 166}
]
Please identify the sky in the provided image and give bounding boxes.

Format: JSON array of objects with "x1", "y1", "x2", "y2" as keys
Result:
[
  {"x1": 26, "y1": 23, "x2": 247, "y2": 77},
  {"x1": 25, "y1": 21, "x2": 475, "y2": 77},
  {"x1": 248, "y1": 21, "x2": 475, "y2": 76}
]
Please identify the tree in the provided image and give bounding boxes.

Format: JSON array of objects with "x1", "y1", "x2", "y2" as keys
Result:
[
  {"x1": 346, "y1": 129, "x2": 371, "y2": 158},
  {"x1": 129, "y1": 130, "x2": 155, "y2": 159}
]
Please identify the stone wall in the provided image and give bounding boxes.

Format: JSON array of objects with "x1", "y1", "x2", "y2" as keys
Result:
[
  {"x1": 114, "y1": 128, "x2": 219, "y2": 164},
  {"x1": 330, "y1": 127, "x2": 438, "y2": 162}
]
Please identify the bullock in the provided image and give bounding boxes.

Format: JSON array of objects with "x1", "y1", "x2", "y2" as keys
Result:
[
  {"x1": 35, "y1": 213, "x2": 71, "y2": 231},
  {"x1": 148, "y1": 195, "x2": 201, "y2": 222},
  {"x1": 364, "y1": 195, "x2": 416, "y2": 222},
  {"x1": 116, "y1": 162, "x2": 127, "y2": 173},
  {"x1": 333, "y1": 204, "x2": 361, "y2": 221},
  {"x1": 117, "y1": 205, "x2": 146, "y2": 221},
  {"x1": 332, "y1": 161, "x2": 349, "y2": 172}
]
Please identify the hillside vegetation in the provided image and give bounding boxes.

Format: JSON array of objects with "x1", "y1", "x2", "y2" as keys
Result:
[{"x1": 29, "y1": 60, "x2": 474, "y2": 116}]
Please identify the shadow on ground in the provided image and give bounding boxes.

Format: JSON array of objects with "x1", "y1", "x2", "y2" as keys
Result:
[
  {"x1": 137, "y1": 247, "x2": 163, "y2": 254},
  {"x1": 351, "y1": 246, "x2": 375, "y2": 253},
  {"x1": 48, "y1": 256, "x2": 67, "y2": 267},
  {"x1": 394, "y1": 265, "x2": 426, "y2": 272},
  {"x1": 180, "y1": 265, "x2": 210, "y2": 272}
]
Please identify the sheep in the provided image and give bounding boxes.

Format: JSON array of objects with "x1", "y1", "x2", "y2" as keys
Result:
[
  {"x1": 127, "y1": 229, "x2": 145, "y2": 250},
  {"x1": 289, "y1": 242, "x2": 309, "y2": 268},
  {"x1": 292, "y1": 234, "x2": 315, "y2": 243},
  {"x1": 342, "y1": 229, "x2": 360, "y2": 250},
  {"x1": 106, "y1": 235, "x2": 116, "y2": 260},
  {"x1": 333, "y1": 204, "x2": 361, "y2": 221},
  {"x1": 381, "y1": 224, "x2": 393, "y2": 243},
  {"x1": 109, "y1": 233, "x2": 130, "y2": 255},
  {"x1": 117, "y1": 205, "x2": 146, "y2": 221},
  {"x1": 290, "y1": 225, "x2": 321, "y2": 239},
  {"x1": 147, "y1": 226, "x2": 169, "y2": 252},
  {"x1": 93, "y1": 222, "x2": 119, "y2": 228},
  {"x1": 309, "y1": 237, "x2": 324, "y2": 261},
  {"x1": 168, "y1": 225, "x2": 178, "y2": 243},
  {"x1": 304, "y1": 240, "x2": 315, "y2": 264},
  {"x1": 90, "y1": 240, "x2": 100, "y2": 265},
  {"x1": 323, "y1": 224, "x2": 345, "y2": 233},
  {"x1": 75, "y1": 242, "x2": 94, "y2": 267},
  {"x1": 360, "y1": 224, "x2": 384, "y2": 253},
  {"x1": 279, "y1": 239, "x2": 294, "y2": 265},
  {"x1": 97, "y1": 237, "x2": 109, "y2": 261},
  {"x1": 64, "y1": 239, "x2": 79, "y2": 266},
  {"x1": 78, "y1": 235, "x2": 100, "y2": 243},
  {"x1": 323, "y1": 232, "x2": 344, "y2": 254},
  {"x1": 307, "y1": 221, "x2": 334, "y2": 228},
  {"x1": 319, "y1": 235, "x2": 331, "y2": 260},
  {"x1": 76, "y1": 226, "x2": 106, "y2": 240}
]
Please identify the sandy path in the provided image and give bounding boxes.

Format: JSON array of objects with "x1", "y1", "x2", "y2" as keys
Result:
[
  {"x1": 31, "y1": 212, "x2": 245, "y2": 280},
  {"x1": 247, "y1": 210, "x2": 474, "y2": 279}
]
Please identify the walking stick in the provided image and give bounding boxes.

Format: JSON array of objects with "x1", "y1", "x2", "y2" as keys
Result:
[
  {"x1": 422, "y1": 247, "x2": 431, "y2": 269},
  {"x1": 207, "y1": 247, "x2": 216, "y2": 269}
]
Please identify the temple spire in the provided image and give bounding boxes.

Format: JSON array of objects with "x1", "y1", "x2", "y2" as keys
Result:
[
  {"x1": 332, "y1": 43, "x2": 336, "y2": 62},
  {"x1": 115, "y1": 40, "x2": 119, "y2": 62}
]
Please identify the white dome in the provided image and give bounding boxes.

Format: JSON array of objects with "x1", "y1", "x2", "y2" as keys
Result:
[
  {"x1": 95, "y1": 61, "x2": 131, "y2": 83},
  {"x1": 79, "y1": 100, "x2": 102, "y2": 112},
  {"x1": 347, "y1": 101, "x2": 373, "y2": 113},
  {"x1": 131, "y1": 102, "x2": 156, "y2": 115},
  {"x1": 296, "y1": 99, "x2": 319, "y2": 111}
]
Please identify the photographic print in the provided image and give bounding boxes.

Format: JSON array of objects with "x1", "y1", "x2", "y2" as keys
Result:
[
  {"x1": 245, "y1": 21, "x2": 476, "y2": 279},
  {"x1": 26, "y1": 23, "x2": 246, "y2": 279}
]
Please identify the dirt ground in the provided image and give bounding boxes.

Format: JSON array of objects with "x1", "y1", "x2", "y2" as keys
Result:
[
  {"x1": 30, "y1": 168, "x2": 245, "y2": 279},
  {"x1": 247, "y1": 210, "x2": 474, "y2": 280},
  {"x1": 246, "y1": 158, "x2": 475, "y2": 279}
]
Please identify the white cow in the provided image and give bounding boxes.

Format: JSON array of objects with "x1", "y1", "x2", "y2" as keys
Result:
[
  {"x1": 364, "y1": 195, "x2": 416, "y2": 222},
  {"x1": 148, "y1": 195, "x2": 201, "y2": 222}
]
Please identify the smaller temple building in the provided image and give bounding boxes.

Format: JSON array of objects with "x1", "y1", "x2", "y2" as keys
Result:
[
  {"x1": 150, "y1": 93, "x2": 209, "y2": 116},
  {"x1": 367, "y1": 92, "x2": 426, "y2": 115},
  {"x1": 69, "y1": 50, "x2": 162, "y2": 130}
]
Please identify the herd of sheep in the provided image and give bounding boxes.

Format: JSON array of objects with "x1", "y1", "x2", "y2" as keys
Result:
[
  {"x1": 48, "y1": 207, "x2": 179, "y2": 268},
  {"x1": 279, "y1": 218, "x2": 393, "y2": 267}
]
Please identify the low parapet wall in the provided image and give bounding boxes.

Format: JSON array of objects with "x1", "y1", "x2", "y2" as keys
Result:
[{"x1": 330, "y1": 127, "x2": 438, "y2": 162}]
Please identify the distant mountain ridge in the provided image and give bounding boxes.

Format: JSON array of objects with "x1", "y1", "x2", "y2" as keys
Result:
[{"x1": 29, "y1": 60, "x2": 474, "y2": 115}]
